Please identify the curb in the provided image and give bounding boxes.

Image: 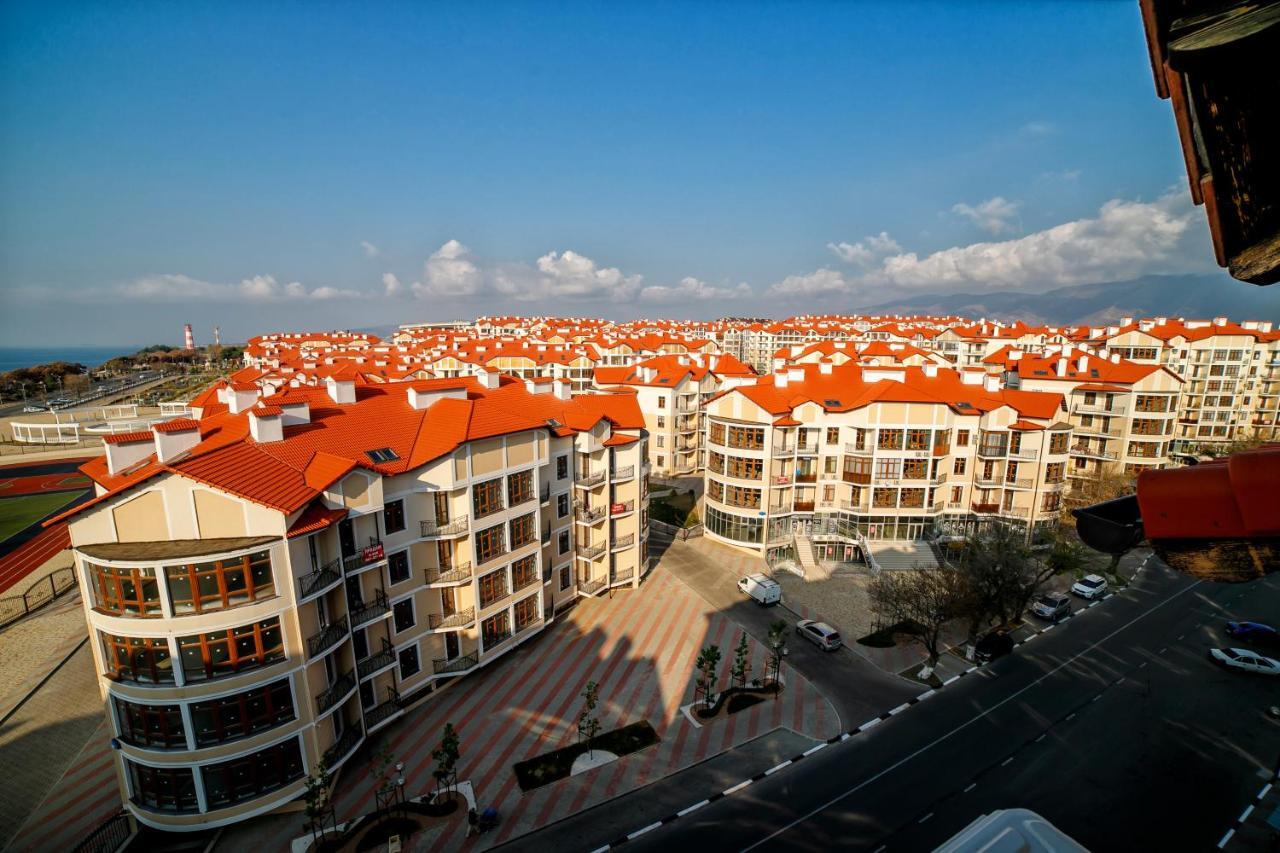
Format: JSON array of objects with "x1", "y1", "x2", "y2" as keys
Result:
[{"x1": 591, "y1": 556, "x2": 1150, "y2": 850}]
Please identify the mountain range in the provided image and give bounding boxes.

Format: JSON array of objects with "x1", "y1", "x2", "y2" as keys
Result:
[{"x1": 860, "y1": 274, "x2": 1280, "y2": 327}]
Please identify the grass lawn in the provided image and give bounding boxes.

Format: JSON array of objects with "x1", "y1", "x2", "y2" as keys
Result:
[{"x1": 0, "y1": 492, "x2": 82, "y2": 543}]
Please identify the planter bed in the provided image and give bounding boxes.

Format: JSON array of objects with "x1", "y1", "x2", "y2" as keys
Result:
[
  {"x1": 694, "y1": 682, "x2": 781, "y2": 722},
  {"x1": 513, "y1": 721, "x2": 659, "y2": 791},
  {"x1": 857, "y1": 620, "x2": 924, "y2": 648}
]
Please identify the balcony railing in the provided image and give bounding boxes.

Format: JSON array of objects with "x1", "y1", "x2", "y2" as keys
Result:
[
  {"x1": 795, "y1": 472, "x2": 817, "y2": 483},
  {"x1": 578, "y1": 541, "x2": 606, "y2": 560},
  {"x1": 576, "y1": 503, "x2": 607, "y2": 523},
  {"x1": 307, "y1": 615, "x2": 349, "y2": 658},
  {"x1": 350, "y1": 589, "x2": 390, "y2": 628},
  {"x1": 1004, "y1": 478, "x2": 1035, "y2": 489},
  {"x1": 1069, "y1": 444, "x2": 1119, "y2": 460},
  {"x1": 795, "y1": 444, "x2": 818, "y2": 456},
  {"x1": 433, "y1": 652, "x2": 479, "y2": 675},
  {"x1": 932, "y1": 444, "x2": 951, "y2": 457},
  {"x1": 611, "y1": 566, "x2": 635, "y2": 583},
  {"x1": 576, "y1": 470, "x2": 607, "y2": 489},
  {"x1": 579, "y1": 576, "x2": 607, "y2": 595},
  {"x1": 540, "y1": 484, "x2": 551, "y2": 504},
  {"x1": 323, "y1": 723, "x2": 363, "y2": 768},
  {"x1": 793, "y1": 500, "x2": 815, "y2": 512},
  {"x1": 843, "y1": 443, "x2": 872, "y2": 455},
  {"x1": 842, "y1": 470, "x2": 871, "y2": 485},
  {"x1": 611, "y1": 533, "x2": 635, "y2": 550},
  {"x1": 421, "y1": 518, "x2": 469, "y2": 538},
  {"x1": 930, "y1": 472, "x2": 949, "y2": 486},
  {"x1": 298, "y1": 558, "x2": 341, "y2": 601},
  {"x1": 343, "y1": 540, "x2": 385, "y2": 573},
  {"x1": 365, "y1": 689, "x2": 404, "y2": 730},
  {"x1": 611, "y1": 500, "x2": 635, "y2": 515},
  {"x1": 1009, "y1": 448, "x2": 1039, "y2": 461},
  {"x1": 976, "y1": 444, "x2": 1008, "y2": 458},
  {"x1": 482, "y1": 628, "x2": 513, "y2": 649},
  {"x1": 426, "y1": 562, "x2": 472, "y2": 584},
  {"x1": 512, "y1": 571, "x2": 540, "y2": 595},
  {"x1": 1072, "y1": 402, "x2": 1127, "y2": 416},
  {"x1": 772, "y1": 444, "x2": 795, "y2": 457},
  {"x1": 611, "y1": 465, "x2": 635, "y2": 481},
  {"x1": 356, "y1": 639, "x2": 395, "y2": 678},
  {"x1": 316, "y1": 668, "x2": 356, "y2": 715},
  {"x1": 428, "y1": 607, "x2": 475, "y2": 630},
  {"x1": 971, "y1": 502, "x2": 1000, "y2": 514}
]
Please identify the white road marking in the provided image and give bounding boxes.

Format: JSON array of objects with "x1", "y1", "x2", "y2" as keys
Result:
[
  {"x1": 963, "y1": 782, "x2": 977, "y2": 793},
  {"x1": 918, "y1": 812, "x2": 934, "y2": 824},
  {"x1": 723, "y1": 780, "x2": 752, "y2": 795},
  {"x1": 766, "y1": 761, "x2": 792, "y2": 776},
  {"x1": 1218, "y1": 828, "x2": 1235, "y2": 848},
  {"x1": 741, "y1": 578, "x2": 1205, "y2": 852},
  {"x1": 1138, "y1": 661, "x2": 1149, "y2": 669},
  {"x1": 1066, "y1": 713, "x2": 1076, "y2": 722},
  {"x1": 803, "y1": 744, "x2": 826, "y2": 757},
  {"x1": 1240, "y1": 804, "x2": 1255, "y2": 823},
  {"x1": 677, "y1": 800, "x2": 709, "y2": 817},
  {"x1": 1000, "y1": 757, "x2": 1014, "y2": 767},
  {"x1": 627, "y1": 823, "x2": 663, "y2": 840},
  {"x1": 917, "y1": 689, "x2": 936, "y2": 701},
  {"x1": 890, "y1": 703, "x2": 910, "y2": 715},
  {"x1": 859, "y1": 717, "x2": 882, "y2": 732},
  {"x1": 943, "y1": 675, "x2": 961, "y2": 686},
  {"x1": 1259, "y1": 783, "x2": 1272, "y2": 800},
  {"x1": 1035, "y1": 733, "x2": 1046, "y2": 743}
]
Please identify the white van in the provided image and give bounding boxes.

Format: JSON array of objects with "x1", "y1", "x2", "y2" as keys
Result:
[{"x1": 738, "y1": 573, "x2": 781, "y2": 606}]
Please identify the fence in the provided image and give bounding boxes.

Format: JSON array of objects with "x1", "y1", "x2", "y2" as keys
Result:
[
  {"x1": 71, "y1": 810, "x2": 132, "y2": 853},
  {"x1": 0, "y1": 567, "x2": 78, "y2": 630},
  {"x1": 648, "y1": 519, "x2": 704, "y2": 540}
]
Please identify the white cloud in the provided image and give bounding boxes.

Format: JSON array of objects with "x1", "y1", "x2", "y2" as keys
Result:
[
  {"x1": 120, "y1": 273, "x2": 361, "y2": 302},
  {"x1": 417, "y1": 239, "x2": 482, "y2": 298},
  {"x1": 639, "y1": 277, "x2": 751, "y2": 303},
  {"x1": 770, "y1": 268, "x2": 851, "y2": 296},
  {"x1": 492, "y1": 250, "x2": 643, "y2": 302},
  {"x1": 382, "y1": 272, "x2": 405, "y2": 297},
  {"x1": 360, "y1": 240, "x2": 380, "y2": 258},
  {"x1": 827, "y1": 231, "x2": 904, "y2": 266},
  {"x1": 952, "y1": 196, "x2": 1020, "y2": 235}
]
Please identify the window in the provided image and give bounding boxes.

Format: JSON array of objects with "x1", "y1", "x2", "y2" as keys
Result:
[
  {"x1": 556, "y1": 455, "x2": 569, "y2": 480},
  {"x1": 905, "y1": 429, "x2": 930, "y2": 450},
  {"x1": 200, "y1": 737, "x2": 304, "y2": 809},
  {"x1": 475, "y1": 523, "x2": 506, "y2": 564},
  {"x1": 479, "y1": 569, "x2": 508, "y2": 608},
  {"x1": 657, "y1": 455, "x2": 665, "y2": 468},
  {"x1": 727, "y1": 425, "x2": 764, "y2": 450},
  {"x1": 507, "y1": 470, "x2": 534, "y2": 506},
  {"x1": 165, "y1": 551, "x2": 275, "y2": 615},
  {"x1": 656, "y1": 417, "x2": 665, "y2": 429},
  {"x1": 951, "y1": 486, "x2": 963, "y2": 503},
  {"x1": 482, "y1": 610, "x2": 511, "y2": 647},
  {"x1": 399, "y1": 644, "x2": 420, "y2": 679},
  {"x1": 707, "y1": 479, "x2": 724, "y2": 502},
  {"x1": 877, "y1": 429, "x2": 903, "y2": 450},
  {"x1": 189, "y1": 679, "x2": 294, "y2": 747},
  {"x1": 383, "y1": 499, "x2": 405, "y2": 534},
  {"x1": 874, "y1": 457, "x2": 901, "y2": 479},
  {"x1": 705, "y1": 506, "x2": 763, "y2": 544},
  {"x1": 559, "y1": 564, "x2": 572, "y2": 590},
  {"x1": 723, "y1": 484, "x2": 761, "y2": 509},
  {"x1": 726, "y1": 456, "x2": 763, "y2": 479},
  {"x1": 473, "y1": 478, "x2": 504, "y2": 518},
  {"x1": 824, "y1": 456, "x2": 837, "y2": 475},
  {"x1": 512, "y1": 555, "x2": 538, "y2": 591},
  {"x1": 709, "y1": 422, "x2": 726, "y2": 446},
  {"x1": 178, "y1": 619, "x2": 285, "y2": 682},
  {"x1": 92, "y1": 564, "x2": 162, "y2": 617},
  {"x1": 956, "y1": 430, "x2": 971, "y2": 447},
  {"x1": 514, "y1": 594, "x2": 539, "y2": 631},
  {"x1": 873, "y1": 489, "x2": 898, "y2": 508},
  {"x1": 902, "y1": 458, "x2": 928, "y2": 479},
  {"x1": 1045, "y1": 462, "x2": 1065, "y2": 483},
  {"x1": 558, "y1": 530, "x2": 570, "y2": 554},
  {"x1": 104, "y1": 633, "x2": 174, "y2": 684},
  {"x1": 115, "y1": 698, "x2": 186, "y2": 749},
  {"x1": 1042, "y1": 492, "x2": 1062, "y2": 512},
  {"x1": 953, "y1": 457, "x2": 967, "y2": 475},
  {"x1": 365, "y1": 448, "x2": 399, "y2": 463},
  {"x1": 658, "y1": 397, "x2": 666, "y2": 409},
  {"x1": 388, "y1": 550, "x2": 411, "y2": 585},
  {"x1": 707, "y1": 451, "x2": 725, "y2": 474},
  {"x1": 510, "y1": 513, "x2": 536, "y2": 548},
  {"x1": 1049, "y1": 432, "x2": 1069, "y2": 454},
  {"x1": 656, "y1": 436, "x2": 665, "y2": 448},
  {"x1": 392, "y1": 597, "x2": 415, "y2": 633},
  {"x1": 900, "y1": 488, "x2": 925, "y2": 508},
  {"x1": 127, "y1": 762, "x2": 198, "y2": 813},
  {"x1": 826, "y1": 428, "x2": 840, "y2": 444},
  {"x1": 554, "y1": 493, "x2": 569, "y2": 519}
]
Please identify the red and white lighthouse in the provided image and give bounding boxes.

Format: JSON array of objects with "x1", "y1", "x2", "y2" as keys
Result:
[{"x1": 183, "y1": 323, "x2": 195, "y2": 351}]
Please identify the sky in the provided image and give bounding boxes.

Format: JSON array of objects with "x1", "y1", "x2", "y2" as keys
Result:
[{"x1": 0, "y1": 0, "x2": 1249, "y2": 347}]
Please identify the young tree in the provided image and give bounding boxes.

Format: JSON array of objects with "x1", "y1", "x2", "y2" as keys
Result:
[
  {"x1": 430, "y1": 723, "x2": 461, "y2": 800},
  {"x1": 694, "y1": 644, "x2": 722, "y2": 710},
  {"x1": 577, "y1": 680, "x2": 602, "y2": 757},
  {"x1": 868, "y1": 565, "x2": 967, "y2": 670},
  {"x1": 368, "y1": 745, "x2": 400, "y2": 816},
  {"x1": 767, "y1": 620, "x2": 787, "y2": 693},
  {"x1": 730, "y1": 633, "x2": 751, "y2": 690},
  {"x1": 302, "y1": 760, "x2": 334, "y2": 845}
]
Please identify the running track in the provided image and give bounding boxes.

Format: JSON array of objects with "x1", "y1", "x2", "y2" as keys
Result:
[
  {"x1": 0, "y1": 523, "x2": 72, "y2": 594},
  {"x1": 0, "y1": 456, "x2": 93, "y2": 594}
]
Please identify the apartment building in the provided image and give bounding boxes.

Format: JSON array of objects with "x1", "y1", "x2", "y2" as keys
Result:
[
  {"x1": 700, "y1": 362, "x2": 1072, "y2": 563},
  {"x1": 55, "y1": 374, "x2": 647, "y2": 831},
  {"x1": 988, "y1": 345, "x2": 1183, "y2": 489},
  {"x1": 593, "y1": 354, "x2": 755, "y2": 478}
]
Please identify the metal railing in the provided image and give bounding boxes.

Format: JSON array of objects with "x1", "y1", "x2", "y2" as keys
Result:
[
  {"x1": 482, "y1": 628, "x2": 513, "y2": 649},
  {"x1": 0, "y1": 566, "x2": 77, "y2": 631},
  {"x1": 365, "y1": 689, "x2": 404, "y2": 730},
  {"x1": 611, "y1": 465, "x2": 635, "y2": 481},
  {"x1": 576, "y1": 503, "x2": 607, "y2": 523},
  {"x1": 772, "y1": 444, "x2": 795, "y2": 457},
  {"x1": 72, "y1": 811, "x2": 132, "y2": 853},
  {"x1": 976, "y1": 444, "x2": 1008, "y2": 458},
  {"x1": 428, "y1": 607, "x2": 475, "y2": 629},
  {"x1": 611, "y1": 566, "x2": 635, "y2": 583},
  {"x1": 843, "y1": 442, "x2": 872, "y2": 455},
  {"x1": 540, "y1": 484, "x2": 551, "y2": 504},
  {"x1": 611, "y1": 533, "x2": 635, "y2": 550},
  {"x1": 1072, "y1": 402, "x2": 1127, "y2": 416},
  {"x1": 512, "y1": 571, "x2": 540, "y2": 595},
  {"x1": 426, "y1": 562, "x2": 472, "y2": 584},
  {"x1": 433, "y1": 652, "x2": 479, "y2": 675},
  {"x1": 343, "y1": 540, "x2": 385, "y2": 573},
  {"x1": 971, "y1": 502, "x2": 1000, "y2": 514},
  {"x1": 298, "y1": 558, "x2": 341, "y2": 601},
  {"x1": 579, "y1": 576, "x2": 607, "y2": 595},
  {"x1": 356, "y1": 638, "x2": 395, "y2": 678},
  {"x1": 316, "y1": 668, "x2": 356, "y2": 715},
  {"x1": 307, "y1": 615, "x2": 349, "y2": 658},
  {"x1": 421, "y1": 517, "x2": 469, "y2": 537},
  {"x1": 1004, "y1": 478, "x2": 1035, "y2": 489},
  {"x1": 576, "y1": 470, "x2": 607, "y2": 488},
  {"x1": 350, "y1": 589, "x2": 390, "y2": 628},
  {"x1": 1069, "y1": 444, "x2": 1119, "y2": 460},
  {"x1": 578, "y1": 541, "x2": 606, "y2": 560},
  {"x1": 611, "y1": 500, "x2": 635, "y2": 515}
]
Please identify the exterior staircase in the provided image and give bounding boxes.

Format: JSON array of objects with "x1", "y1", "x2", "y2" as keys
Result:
[
  {"x1": 867, "y1": 539, "x2": 942, "y2": 571},
  {"x1": 793, "y1": 534, "x2": 819, "y2": 579}
]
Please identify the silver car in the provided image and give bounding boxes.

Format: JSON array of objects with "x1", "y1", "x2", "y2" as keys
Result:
[
  {"x1": 796, "y1": 620, "x2": 842, "y2": 651},
  {"x1": 1032, "y1": 593, "x2": 1071, "y2": 622}
]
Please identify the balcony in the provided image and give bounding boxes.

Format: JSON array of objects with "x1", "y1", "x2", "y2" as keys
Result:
[
  {"x1": 676, "y1": 400, "x2": 698, "y2": 414},
  {"x1": 611, "y1": 500, "x2": 635, "y2": 516},
  {"x1": 576, "y1": 470, "x2": 607, "y2": 489},
  {"x1": 772, "y1": 444, "x2": 795, "y2": 457},
  {"x1": 540, "y1": 484, "x2": 551, "y2": 504},
  {"x1": 932, "y1": 444, "x2": 951, "y2": 457},
  {"x1": 297, "y1": 558, "x2": 342, "y2": 601},
  {"x1": 512, "y1": 571, "x2": 540, "y2": 596},
  {"x1": 611, "y1": 566, "x2": 635, "y2": 584},
  {"x1": 356, "y1": 638, "x2": 395, "y2": 679},
  {"x1": 1072, "y1": 402, "x2": 1127, "y2": 416},
  {"x1": 365, "y1": 689, "x2": 405, "y2": 731},
  {"x1": 971, "y1": 502, "x2": 1000, "y2": 514},
  {"x1": 579, "y1": 576, "x2": 607, "y2": 596},
  {"x1": 974, "y1": 476, "x2": 1002, "y2": 488},
  {"x1": 428, "y1": 607, "x2": 476, "y2": 630},
  {"x1": 976, "y1": 444, "x2": 1008, "y2": 459},
  {"x1": 426, "y1": 562, "x2": 472, "y2": 584},
  {"x1": 578, "y1": 541, "x2": 606, "y2": 561},
  {"x1": 420, "y1": 518, "x2": 469, "y2": 538},
  {"x1": 350, "y1": 589, "x2": 390, "y2": 628},
  {"x1": 930, "y1": 472, "x2": 949, "y2": 486},
  {"x1": 1003, "y1": 478, "x2": 1035, "y2": 490},
  {"x1": 433, "y1": 652, "x2": 479, "y2": 675},
  {"x1": 343, "y1": 540, "x2": 386, "y2": 573},
  {"x1": 795, "y1": 444, "x2": 818, "y2": 456},
  {"x1": 611, "y1": 465, "x2": 635, "y2": 482},
  {"x1": 575, "y1": 503, "x2": 607, "y2": 524},
  {"x1": 793, "y1": 500, "x2": 815, "y2": 512},
  {"x1": 842, "y1": 470, "x2": 871, "y2": 485},
  {"x1": 795, "y1": 472, "x2": 817, "y2": 483},
  {"x1": 843, "y1": 443, "x2": 872, "y2": 455},
  {"x1": 1009, "y1": 448, "x2": 1039, "y2": 461},
  {"x1": 611, "y1": 533, "x2": 635, "y2": 551},
  {"x1": 322, "y1": 723, "x2": 363, "y2": 768},
  {"x1": 482, "y1": 627, "x2": 513, "y2": 650},
  {"x1": 316, "y1": 668, "x2": 357, "y2": 715},
  {"x1": 1069, "y1": 444, "x2": 1119, "y2": 461},
  {"x1": 307, "y1": 615, "x2": 349, "y2": 658}
]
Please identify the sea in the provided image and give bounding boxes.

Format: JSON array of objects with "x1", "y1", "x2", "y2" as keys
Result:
[{"x1": 0, "y1": 346, "x2": 138, "y2": 373}]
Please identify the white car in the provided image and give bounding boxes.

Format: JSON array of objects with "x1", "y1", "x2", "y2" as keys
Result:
[
  {"x1": 737, "y1": 573, "x2": 781, "y2": 606},
  {"x1": 1209, "y1": 647, "x2": 1280, "y2": 676},
  {"x1": 796, "y1": 620, "x2": 842, "y2": 651},
  {"x1": 1070, "y1": 574, "x2": 1108, "y2": 600}
]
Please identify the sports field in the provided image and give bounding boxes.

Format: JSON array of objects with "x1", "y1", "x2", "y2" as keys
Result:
[{"x1": 0, "y1": 493, "x2": 81, "y2": 544}]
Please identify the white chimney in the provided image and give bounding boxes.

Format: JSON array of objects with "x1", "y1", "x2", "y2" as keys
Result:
[
  {"x1": 1076, "y1": 355, "x2": 1088, "y2": 373},
  {"x1": 983, "y1": 374, "x2": 1001, "y2": 393},
  {"x1": 960, "y1": 370, "x2": 984, "y2": 386},
  {"x1": 104, "y1": 432, "x2": 154, "y2": 475},
  {"x1": 152, "y1": 420, "x2": 201, "y2": 463},
  {"x1": 787, "y1": 368, "x2": 804, "y2": 383},
  {"x1": 553, "y1": 379, "x2": 572, "y2": 401},
  {"x1": 249, "y1": 407, "x2": 284, "y2": 443},
  {"x1": 1009, "y1": 349, "x2": 1023, "y2": 361},
  {"x1": 1111, "y1": 353, "x2": 1121, "y2": 363},
  {"x1": 407, "y1": 385, "x2": 468, "y2": 410},
  {"x1": 524, "y1": 379, "x2": 554, "y2": 395},
  {"x1": 923, "y1": 363, "x2": 939, "y2": 378},
  {"x1": 476, "y1": 371, "x2": 501, "y2": 390},
  {"x1": 279, "y1": 400, "x2": 311, "y2": 425},
  {"x1": 228, "y1": 385, "x2": 260, "y2": 414},
  {"x1": 1214, "y1": 316, "x2": 1228, "y2": 327},
  {"x1": 1056, "y1": 358, "x2": 1068, "y2": 377},
  {"x1": 776, "y1": 371, "x2": 790, "y2": 389},
  {"x1": 325, "y1": 377, "x2": 356, "y2": 404},
  {"x1": 818, "y1": 361, "x2": 833, "y2": 375}
]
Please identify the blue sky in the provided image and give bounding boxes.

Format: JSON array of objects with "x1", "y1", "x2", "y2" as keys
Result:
[{"x1": 0, "y1": 1, "x2": 1232, "y2": 346}]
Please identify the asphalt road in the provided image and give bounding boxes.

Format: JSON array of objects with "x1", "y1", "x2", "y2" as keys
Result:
[
  {"x1": 621, "y1": 558, "x2": 1280, "y2": 852},
  {"x1": 650, "y1": 533, "x2": 920, "y2": 729}
]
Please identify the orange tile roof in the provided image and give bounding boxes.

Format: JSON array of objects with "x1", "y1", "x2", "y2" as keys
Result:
[{"x1": 103, "y1": 431, "x2": 153, "y2": 445}]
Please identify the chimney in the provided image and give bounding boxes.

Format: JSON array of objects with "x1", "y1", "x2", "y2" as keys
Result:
[
  {"x1": 1076, "y1": 355, "x2": 1088, "y2": 373},
  {"x1": 325, "y1": 377, "x2": 355, "y2": 404},
  {"x1": 279, "y1": 399, "x2": 311, "y2": 425},
  {"x1": 983, "y1": 374, "x2": 1001, "y2": 392},
  {"x1": 923, "y1": 363, "x2": 938, "y2": 378},
  {"x1": 553, "y1": 379, "x2": 572, "y2": 400},
  {"x1": 1111, "y1": 353, "x2": 1121, "y2": 363},
  {"x1": 249, "y1": 407, "x2": 284, "y2": 443},
  {"x1": 787, "y1": 368, "x2": 804, "y2": 383},
  {"x1": 818, "y1": 361, "x2": 833, "y2": 375},
  {"x1": 1056, "y1": 358, "x2": 1068, "y2": 377},
  {"x1": 1121, "y1": 316, "x2": 1134, "y2": 326},
  {"x1": 523, "y1": 379, "x2": 554, "y2": 395},
  {"x1": 228, "y1": 384, "x2": 260, "y2": 414},
  {"x1": 407, "y1": 385, "x2": 468, "y2": 410},
  {"x1": 104, "y1": 432, "x2": 154, "y2": 475},
  {"x1": 476, "y1": 370, "x2": 501, "y2": 390},
  {"x1": 1009, "y1": 349, "x2": 1023, "y2": 361},
  {"x1": 152, "y1": 419, "x2": 201, "y2": 463},
  {"x1": 1213, "y1": 316, "x2": 1228, "y2": 327},
  {"x1": 776, "y1": 371, "x2": 790, "y2": 389}
]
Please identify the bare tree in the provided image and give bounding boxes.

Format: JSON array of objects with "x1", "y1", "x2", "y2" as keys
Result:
[{"x1": 868, "y1": 565, "x2": 967, "y2": 668}]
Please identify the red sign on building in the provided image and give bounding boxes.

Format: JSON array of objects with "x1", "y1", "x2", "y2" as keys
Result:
[{"x1": 362, "y1": 543, "x2": 385, "y2": 564}]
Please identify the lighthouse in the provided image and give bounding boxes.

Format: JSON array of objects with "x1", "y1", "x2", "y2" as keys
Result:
[{"x1": 184, "y1": 323, "x2": 195, "y2": 351}]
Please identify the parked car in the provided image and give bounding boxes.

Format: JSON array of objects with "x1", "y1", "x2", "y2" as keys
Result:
[
  {"x1": 1225, "y1": 622, "x2": 1280, "y2": 645},
  {"x1": 1031, "y1": 593, "x2": 1071, "y2": 622},
  {"x1": 974, "y1": 629, "x2": 1015, "y2": 664},
  {"x1": 796, "y1": 620, "x2": 842, "y2": 651},
  {"x1": 1208, "y1": 647, "x2": 1280, "y2": 675},
  {"x1": 1070, "y1": 574, "x2": 1108, "y2": 600},
  {"x1": 737, "y1": 573, "x2": 782, "y2": 606}
]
